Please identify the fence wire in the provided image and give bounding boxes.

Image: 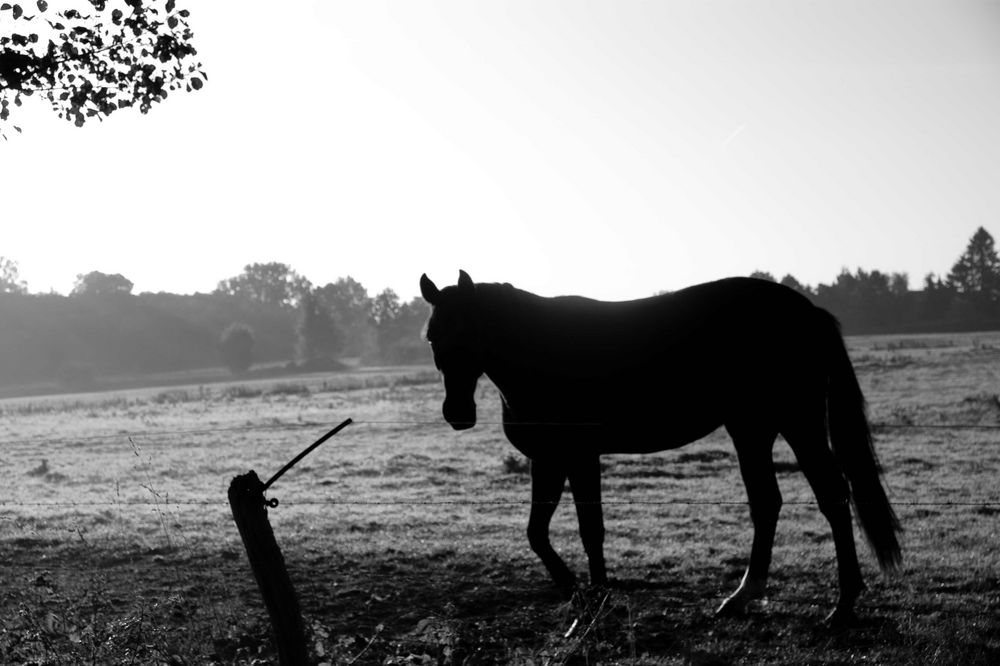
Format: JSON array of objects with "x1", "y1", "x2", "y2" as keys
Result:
[
  {"x1": 1, "y1": 418, "x2": 998, "y2": 508},
  {"x1": 0, "y1": 417, "x2": 998, "y2": 449},
  {"x1": 1, "y1": 498, "x2": 999, "y2": 508}
]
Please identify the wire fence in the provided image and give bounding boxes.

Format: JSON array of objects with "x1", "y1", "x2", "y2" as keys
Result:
[
  {"x1": 2, "y1": 498, "x2": 999, "y2": 508},
  {"x1": 0, "y1": 417, "x2": 998, "y2": 448},
  {"x1": 1, "y1": 418, "x2": 998, "y2": 510}
]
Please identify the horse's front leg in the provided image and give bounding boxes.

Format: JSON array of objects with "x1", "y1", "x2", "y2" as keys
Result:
[
  {"x1": 568, "y1": 455, "x2": 607, "y2": 586},
  {"x1": 528, "y1": 457, "x2": 576, "y2": 593}
]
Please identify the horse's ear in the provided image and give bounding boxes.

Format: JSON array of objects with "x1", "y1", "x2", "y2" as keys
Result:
[
  {"x1": 457, "y1": 270, "x2": 474, "y2": 294},
  {"x1": 420, "y1": 274, "x2": 440, "y2": 305}
]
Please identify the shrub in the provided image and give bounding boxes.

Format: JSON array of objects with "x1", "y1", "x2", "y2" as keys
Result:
[{"x1": 219, "y1": 322, "x2": 255, "y2": 374}]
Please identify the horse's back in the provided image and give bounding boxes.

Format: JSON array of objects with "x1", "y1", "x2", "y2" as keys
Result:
[
  {"x1": 496, "y1": 278, "x2": 833, "y2": 456},
  {"x1": 524, "y1": 277, "x2": 820, "y2": 375}
]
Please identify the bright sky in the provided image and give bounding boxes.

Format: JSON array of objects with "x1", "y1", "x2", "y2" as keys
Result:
[{"x1": 3, "y1": 0, "x2": 999, "y2": 301}]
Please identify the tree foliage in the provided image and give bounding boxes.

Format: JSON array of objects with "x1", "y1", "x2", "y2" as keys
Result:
[
  {"x1": 370, "y1": 287, "x2": 401, "y2": 327},
  {"x1": 370, "y1": 289, "x2": 431, "y2": 364},
  {"x1": 314, "y1": 276, "x2": 373, "y2": 357},
  {"x1": 947, "y1": 226, "x2": 1000, "y2": 307},
  {"x1": 215, "y1": 262, "x2": 312, "y2": 308},
  {"x1": 0, "y1": 256, "x2": 28, "y2": 293},
  {"x1": 748, "y1": 270, "x2": 775, "y2": 282},
  {"x1": 219, "y1": 321, "x2": 253, "y2": 374},
  {"x1": 778, "y1": 274, "x2": 812, "y2": 296},
  {"x1": 0, "y1": 0, "x2": 203, "y2": 139},
  {"x1": 296, "y1": 289, "x2": 342, "y2": 366},
  {"x1": 71, "y1": 269, "x2": 133, "y2": 296}
]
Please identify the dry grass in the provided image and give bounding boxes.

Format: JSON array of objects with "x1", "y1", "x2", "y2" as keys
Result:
[{"x1": 1, "y1": 335, "x2": 999, "y2": 664}]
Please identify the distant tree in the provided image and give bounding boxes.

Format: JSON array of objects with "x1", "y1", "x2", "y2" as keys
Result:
[
  {"x1": 296, "y1": 290, "x2": 342, "y2": 365},
  {"x1": 314, "y1": 276, "x2": 373, "y2": 357},
  {"x1": 215, "y1": 262, "x2": 311, "y2": 308},
  {"x1": 889, "y1": 272, "x2": 909, "y2": 296},
  {"x1": 219, "y1": 322, "x2": 253, "y2": 374},
  {"x1": 920, "y1": 272, "x2": 955, "y2": 324},
  {"x1": 749, "y1": 270, "x2": 775, "y2": 282},
  {"x1": 0, "y1": 0, "x2": 204, "y2": 140},
  {"x1": 779, "y1": 274, "x2": 812, "y2": 296},
  {"x1": 370, "y1": 290, "x2": 431, "y2": 364},
  {"x1": 370, "y1": 288, "x2": 401, "y2": 327},
  {"x1": 317, "y1": 276, "x2": 370, "y2": 316},
  {"x1": 0, "y1": 256, "x2": 27, "y2": 293},
  {"x1": 947, "y1": 227, "x2": 1000, "y2": 309},
  {"x1": 71, "y1": 270, "x2": 133, "y2": 296}
]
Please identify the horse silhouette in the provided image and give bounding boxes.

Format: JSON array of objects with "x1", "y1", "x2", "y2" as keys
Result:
[{"x1": 419, "y1": 270, "x2": 901, "y2": 625}]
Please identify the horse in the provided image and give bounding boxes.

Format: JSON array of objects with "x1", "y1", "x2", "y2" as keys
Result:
[{"x1": 419, "y1": 270, "x2": 901, "y2": 625}]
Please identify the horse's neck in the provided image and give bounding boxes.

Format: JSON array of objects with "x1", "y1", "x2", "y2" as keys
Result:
[{"x1": 475, "y1": 284, "x2": 551, "y2": 395}]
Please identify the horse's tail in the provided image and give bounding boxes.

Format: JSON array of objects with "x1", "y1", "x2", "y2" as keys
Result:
[{"x1": 822, "y1": 309, "x2": 902, "y2": 571}]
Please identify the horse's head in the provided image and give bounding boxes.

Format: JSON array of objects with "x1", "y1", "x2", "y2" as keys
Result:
[{"x1": 420, "y1": 270, "x2": 484, "y2": 430}]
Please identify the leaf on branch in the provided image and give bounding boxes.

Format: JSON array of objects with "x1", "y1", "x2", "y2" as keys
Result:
[{"x1": 1, "y1": 0, "x2": 206, "y2": 136}]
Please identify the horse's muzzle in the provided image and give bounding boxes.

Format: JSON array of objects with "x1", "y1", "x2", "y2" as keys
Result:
[{"x1": 443, "y1": 398, "x2": 476, "y2": 430}]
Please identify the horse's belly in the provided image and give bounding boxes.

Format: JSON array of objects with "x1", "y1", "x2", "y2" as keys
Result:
[
  {"x1": 503, "y1": 414, "x2": 722, "y2": 458},
  {"x1": 500, "y1": 377, "x2": 726, "y2": 457},
  {"x1": 599, "y1": 418, "x2": 722, "y2": 454}
]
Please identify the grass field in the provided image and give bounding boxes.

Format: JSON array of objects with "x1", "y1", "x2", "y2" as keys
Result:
[{"x1": 1, "y1": 333, "x2": 999, "y2": 664}]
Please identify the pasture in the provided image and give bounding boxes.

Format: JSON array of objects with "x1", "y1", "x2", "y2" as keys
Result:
[{"x1": 1, "y1": 334, "x2": 999, "y2": 665}]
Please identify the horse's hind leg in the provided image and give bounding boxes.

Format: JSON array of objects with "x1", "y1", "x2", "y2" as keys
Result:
[
  {"x1": 568, "y1": 455, "x2": 607, "y2": 586},
  {"x1": 717, "y1": 426, "x2": 780, "y2": 617},
  {"x1": 783, "y1": 419, "x2": 865, "y2": 626},
  {"x1": 528, "y1": 457, "x2": 576, "y2": 592}
]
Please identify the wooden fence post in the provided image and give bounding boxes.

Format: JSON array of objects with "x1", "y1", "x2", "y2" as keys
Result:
[{"x1": 228, "y1": 470, "x2": 308, "y2": 666}]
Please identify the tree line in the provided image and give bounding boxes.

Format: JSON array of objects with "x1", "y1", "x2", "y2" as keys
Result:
[
  {"x1": 0, "y1": 262, "x2": 430, "y2": 389},
  {"x1": 1, "y1": 227, "x2": 998, "y2": 390},
  {"x1": 747, "y1": 227, "x2": 1000, "y2": 334}
]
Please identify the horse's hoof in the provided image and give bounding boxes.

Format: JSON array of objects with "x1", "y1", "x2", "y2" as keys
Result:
[
  {"x1": 554, "y1": 575, "x2": 578, "y2": 600},
  {"x1": 589, "y1": 573, "x2": 609, "y2": 588}
]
